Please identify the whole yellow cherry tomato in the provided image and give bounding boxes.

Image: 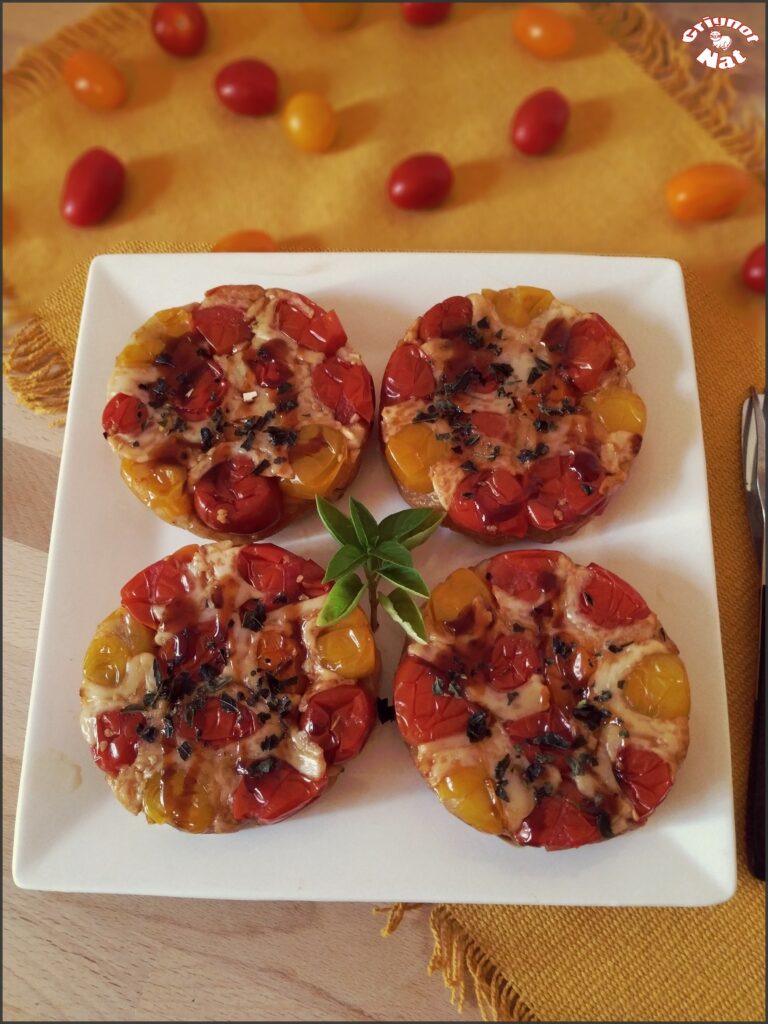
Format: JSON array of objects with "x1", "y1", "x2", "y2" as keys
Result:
[
  {"x1": 281, "y1": 426, "x2": 349, "y2": 500},
  {"x1": 624, "y1": 652, "x2": 690, "y2": 719},
  {"x1": 665, "y1": 163, "x2": 750, "y2": 222},
  {"x1": 83, "y1": 608, "x2": 155, "y2": 686},
  {"x1": 582, "y1": 387, "x2": 647, "y2": 435},
  {"x1": 211, "y1": 230, "x2": 277, "y2": 252},
  {"x1": 385, "y1": 423, "x2": 448, "y2": 493},
  {"x1": 143, "y1": 769, "x2": 215, "y2": 832},
  {"x1": 282, "y1": 92, "x2": 338, "y2": 153},
  {"x1": 317, "y1": 607, "x2": 376, "y2": 678},
  {"x1": 436, "y1": 765, "x2": 504, "y2": 834},
  {"x1": 513, "y1": 5, "x2": 576, "y2": 59},
  {"x1": 120, "y1": 460, "x2": 192, "y2": 521},
  {"x1": 62, "y1": 50, "x2": 127, "y2": 110},
  {"x1": 427, "y1": 568, "x2": 491, "y2": 627},
  {"x1": 301, "y1": 2, "x2": 361, "y2": 29}
]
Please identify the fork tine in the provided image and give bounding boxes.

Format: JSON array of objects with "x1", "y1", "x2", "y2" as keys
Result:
[{"x1": 749, "y1": 388, "x2": 766, "y2": 516}]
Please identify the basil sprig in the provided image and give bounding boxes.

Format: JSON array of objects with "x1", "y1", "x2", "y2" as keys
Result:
[{"x1": 316, "y1": 497, "x2": 443, "y2": 641}]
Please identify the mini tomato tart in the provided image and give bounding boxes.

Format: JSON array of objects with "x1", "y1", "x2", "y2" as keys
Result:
[
  {"x1": 102, "y1": 286, "x2": 374, "y2": 541},
  {"x1": 380, "y1": 287, "x2": 646, "y2": 543},
  {"x1": 80, "y1": 541, "x2": 378, "y2": 833},
  {"x1": 394, "y1": 550, "x2": 689, "y2": 851}
]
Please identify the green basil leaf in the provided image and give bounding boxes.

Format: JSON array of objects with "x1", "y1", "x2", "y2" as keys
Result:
[
  {"x1": 373, "y1": 540, "x2": 414, "y2": 569},
  {"x1": 399, "y1": 510, "x2": 445, "y2": 550},
  {"x1": 316, "y1": 573, "x2": 365, "y2": 627},
  {"x1": 349, "y1": 497, "x2": 378, "y2": 549},
  {"x1": 376, "y1": 563, "x2": 430, "y2": 598},
  {"x1": 316, "y1": 496, "x2": 358, "y2": 547},
  {"x1": 323, "y1": 545, "x2": 367, "y2": 583},
  {"x1": 379, "y1": 588, "x2": 427, "y2": 644},
  {"x1": 377, "y1": 507, "x2": 445, "y2": 549}
]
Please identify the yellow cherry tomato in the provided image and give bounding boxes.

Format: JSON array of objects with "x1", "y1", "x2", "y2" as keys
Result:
[
  {"x1": 117, "y1": 335, "x2": 165, "y2": 368},
  {"x1": 483, "y1": 285, "x2": 553, "y2": 327},
  {"x1": 665, "y1": 163, "x2": 750, "y2": 222},
  {"x1": 256, "y1": 630, "x2": 302, "y2": 680},
  {"x1": 301, "y1": 2, "x2": 361, "y2": 29},
  {"x1": 427, "y1": 568, "x2": 492, "y2": 629},
  {"x1": 62, "y1": 50, "x2": 127, "y2": 111},
  {"x1": 385, "y1": 423, "x2": 448, "y2": 493},
  {"x1": 282, "y1": 92, "x2": 338, "y2": 153},
  {"x1": 83, "y1": 608, "x2": 155, "y2": 686},
  {"x1": 211, "y1": 229, "x2": 278, "y2": 252},
  {"x1": 143, "y1": 769, "x2": 215, "y2": 833},
  {"x1": 624, "y1": 652, "x2": 691, "y2": 719},
  {"x1": 436, "y1": 765, "x2": 504, "y2": 834},
  {"x1": 316, "y1": 607, "x2": 376, "y2": 678},
  {"x1": 513, "y1": 5, "x2": 576, "y2": 59},
  {"x1": 281, "y1": 426, "x2": 349, "y2": 500},
  {"x1": 120, "y1": 460, "x2": 192, "y2": 521},
  {"x1": 582, "y1": 387, "x2": 647, "y2": 435}
]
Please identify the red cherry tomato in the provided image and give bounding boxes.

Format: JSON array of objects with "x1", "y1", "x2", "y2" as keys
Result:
[
  {"x1": 388, "y1": 153, "x2": 453, "y2": 210},
  {"x1": 311, "y1": 358, "x2": 374, "y2": 424},
  {"x1": 151, "y1": 2, "x2": 207, "y2": 57},
  {"x1": 394, "y1": 655, "x2": 473, "y2": 745},
  {"x1": 121, "y1": 552, "x2": 196, "y2": 631},
  {"x1": 92, "y1": 710, "x2": 146, "y2": 774},
  {"x1": 471, "y1": 410, "x2": 508, "y2": 440},
  {"x1": 511, "y1": 88, "x2": 570, "y2": 155},
  {"x1": 215, "y1": 59, "x2": 279, "y2": 116},
  {"x1": 449, "y1": 469, "x2": 529, "y2": 537},
  {"x1": 102, "y1": 392, "x2": 148, "y2": 437},
  {"x1": 192, "y1": 305, "x2": 251, "y2": 355},
  {"x1": 515, "y1": 782, "x2": 602, "y2": 851},
  {"x1": 232, "y1": 760, "x2": 327, "y2": 823},
  {"x1": 162, "y1": 333, "x2": 228, "y2": 421},
  {"x1": 488, "y1": 634, "x2": 542, "y2": 691},
  {"x1": 300, "y1": 685, "x2": 376, "y2": 763},
  {"x1": 401, "y1": 2, "x2": 452, "y2": 26},
  {"x1": 236, "y1": 542, "x2": 328, "y2": 609},
  {"x1": 193, "y1": 458, "x2": 283, "y2": 534},
  {"x1": 157, "y1": 616, "x2": 227, "y2": 675},
  {"x1": 177, "y1": 697, "x2": 260, "y2": 745},
  {"x1": 419, "y1": 295, "x2": 472, "y2": 340},
  {"x1": 248, "y1": 339, "x2": 293, "y2": 390},
  {"x1": 564, "y1": 315, "x2": 616, "y2": 393},
  {"x1": 742, "y1": 242, "x2": 765, "y2": 293},
  {"x1": 525, "y1": 452, "x2": 605, "y2": 532},
  {"x1": 276, "y1": 295, "x2": 347, "y2": 355},
  {"x1": 615, "y1": 745, "x2": 673, "y2": 818},
  {"x1": 580, "y1": 563, "x2": 650, "y2": 627},
  {"x1": 381, "y1": 344, "x2": 435, "y2": 405},
  {"x1": 60, "y1": 147, "x2": 125, "y2": 227},
  {"x1": 504, "y1": 703, "x2": 573, "y2": 745},
  {"x1": 485, "y1": 549, "x2": 560, "y2": 603}
]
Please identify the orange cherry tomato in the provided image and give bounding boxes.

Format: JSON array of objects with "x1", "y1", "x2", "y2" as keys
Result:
[
  {"x1": 742, "y1": 242, "x2": 765, "y2": 293},
  {"x1": 62, "y1": 50, "x2": 127, "y2": 110},
  {"x1": 301, "y1": 3, "x2": 361, "y2": 30},
  {"x1": 282, "y1": 93, "x2": 337, "y2": 153},
  {"x1": 665, "y1": 163, "x2": 750, "y2": 222},
  {"x1": 151, "y1": 3, "x2": 207, "y2": 57},
  {"x1": 211, "y1": 230, "x2": 278, "y2": 253},
  {"x1": 513, "y1": 5, "x2": 576, "y2": 59}
]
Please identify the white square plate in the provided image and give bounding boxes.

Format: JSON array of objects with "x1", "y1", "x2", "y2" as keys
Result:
[{"x1": 13, "y1": 253, "x2": 736, "y2": 906}]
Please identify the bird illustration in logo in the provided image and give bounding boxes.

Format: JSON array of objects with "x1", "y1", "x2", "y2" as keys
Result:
[{"x1": 710, "y1": 30, "x2": 732, "y2": 50}]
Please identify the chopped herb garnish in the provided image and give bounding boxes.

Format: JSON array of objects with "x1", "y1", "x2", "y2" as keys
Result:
[
  {"x1": 595, "y1": 690, "x2": 612, "y2": 702},
  {"x1": 252, "y1": 459, "x2": 270, "y2": 476},
  {"x1": 566, "y1": 752, "x2": 598, "y2": 776},
  {"x1": 572, "y1": 702, "x2": 609, "y2": 730},
  {"x1": 161, "y1": 716, "x2": 174, "y2": 738},
  {"x1": 534, "y1": 783, "x2": 554, "y2": 799},
  {"x1": 532, "y1": 730, "x2": 572, "y2": 749},
  {"x1": 619, "y1": 728, "x2": 630, "y2": 738},
  {"x1": 466, "y1": 709, "x2": 491, "y2": 743},
  {"x1": 486, "y1": 445, "x2": 501, "y2": 461},
  {"x1": 435, "y1": 432, "x2": 451, "y2": 441},
  {"x1": 178, "y1": 741, "x2": 192, "y2": 761},
  {"x1": 552, "y1": 635, "x2": 574, "y2": 659},
  {"x1": 248, "y1": 757, "x2": 276, "y2": 775},
  {"x1": 534, "y1": 356, "x2": 551, "y2": 372},
  {"x1": 460, "y1": 460, "x2": 477, "y2": 472},
  {"x1": 494, "y1": 783, "x2": 510, "y2": 802},
  {"x1": 266, "y1": 426, "x2": 298, "y2": 448},
  {"x1": 476, "y1": 316, "x2": 490, "y2": 330},
  {"x1": 241, "y1": 600, "x2": 267, "y2": 632},
  {"x1": 617, "y1": 679, "x2": 625, "y2": 689},
  {"x1": 200, "y1": 426, "x2": 214, "y2": 452},
  {"x1": 512, "y1": 622, "x2": 524, "y2": 633},
  {"x1": 527, "y1": 367, "x2": 543, "y2": 386},
  {"x1": 495, "y1": 755, "x2": 511, "y2": 779},
  {"x1": 261, "y1": 733, "x2": 280, "y2": 751},
  {"x1": 524, "y1": 761, "x2": 544, "y2": 782},
  {"x1": 506, "y1": 691, "x2": 520, "y2": 704},
  {"x1": 533, "y1": 418, "x2": 552, "y2": 433},
  {"x1": 596, "y1": 811, "x2": 614, "y2": 839},
  {"x1": 489, "y1": 362, "x2": 513, "y2": 380}
]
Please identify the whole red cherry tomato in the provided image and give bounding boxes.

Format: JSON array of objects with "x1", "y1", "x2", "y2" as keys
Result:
[
  {"x1": 394, "y1": 655, "x2": 473, "y2": 745},
  {"x1": 580, "y1": 563, "x2": 650, "y2": 627},
  {"x1": 742, "y1": 242, "x2": 765, "y2": 293},
  {"x1": 300, "y1": 685, "x2": 376, "y2": 763},
  {"x1": 102, "y1": 393, "x2": 148, "y2": 437},
  {"x1": 511, "y1": 88, "x2": 570, "y2": 155},
  {"x1": 62, "y1": 50, "x2": 127, "y2": 110},
  {"x1": 192, "y1": 305, "x2": 251, "y2": 355},
  {"x1": 388, "y1": 153, "x2": 453, "y2": 210},
  {"x1": 401, "y1": 3, "x2": 452, "y2": 26},
  {"x1": 381, "y1": 344, "x2": 435, "y2": 405},
  {"x1": 232, "y1": 760, "x2": 327, "y2": 823},
  {"x1": 92, "y1": 710, "x2": 146, "y2": 774},
  {"x1": 311, "y1": 358, "x2": 374, "y2": 424},
  {"x1": 215, "y1": 59, "x2": 279, "y2": 116},
  {"x1": 151, "y1": 3, "x2": 207, "y2": 57},
  {"x1": 193, "y1": 458, "x2": 283, "y2": 534},
  {"x1": 60, "y1": 148, "x2": 125, "y2": 227},
  {"x1": 237, "y1": 543, "x2": 327, "y2": 608}
]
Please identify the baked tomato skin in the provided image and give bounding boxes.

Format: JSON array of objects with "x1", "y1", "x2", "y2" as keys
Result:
[
  {"x1": 193, "y1": 458, "x2": 283, "y2": 534},
  {"x1": 236, "y1": 543, "x2": 328, "y2": 609},
  {"x1": 232, "y1": 760, "x2": 327, "y2": 823},
  {"x1": 120, "y1": 551, "x2": 196, "y2": 630},
  {"x1": 300, "y1": 685, "x2": 376, "y2": 764},
  {"x1": 525, "y1": 452, "x2": 606, "y2": 532},
  {"x1": 503, "y1": 703, "x2": 574, "y2": 746},
  {"x1": 615, "y1": 745, "x2": 673, "y2": 819},
  {"x1": 580, "y1": 563, "x2": 650, "y2": 628},
  {"x1": 382, "y1": 344, "x2": 436, "y2": 406},
  {"x1": 515, "y1": 781, "x2": 603, "y2": 851},
  {"x1": 563, "y1": 315, "x2": 616, "y2": 393},
  {"x1": 92, "y1": 710, "x2": 146, "y2": 774},
  {"x1": 276, "y1": 294, "x2": 347, "y2": 355},
  {"x1": 311, "y1": 358, "x2": 374, "y2": 424},
  {"x1": 248, "y1": 339, "x2": 293, "y2": 390},
  {"x1": 192, "y1": 305, "x2": 251, "y2": 355},
  {"x1": 162, "y1": 333, "x2": 228, "y2": 421},
  {"x1": 418, "y1": 296, "x2": 473, "y2": 340},
  {"x1": 394, "y1": 656, "x2": 473, "y2": 745},
  {"x1": 176, "y1": 697, "x2": 261, "y2": 746},
  {"x1": 485, "y1": 550, "x2": 560, "y2": 603},
  {"x1": 449, "y1": 469, "x2": 529, "y2": 537},
  {"x1": 488, "y1": 634, "x2": 542, "y2": 690},
  {"x1": 102, "y1": 393, "x2": 148, "y2": 437},
  {"x1": 157, "y1": 616, "x2": 227, "y2": 676}
]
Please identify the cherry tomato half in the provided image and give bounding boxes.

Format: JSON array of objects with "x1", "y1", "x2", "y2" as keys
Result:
[
  {"x1": 177, "y1": 697, "x2": 260, "y2": 745},
  {"x1": 157, "y1": 616, "x2": 227, "y2": 676},
  {"x1": 449, "y1": 469, "x2": 529, "y2": 537},
  {"x1": 401, "y1": 3, "x2": 452, "y2": 26},
  {"x1": 282, "y1": 92, "x2": 338, "y2": 153},
  {"x1": 300, "y1": 685, "x2": 376, "y2": 763},
  {"x1": 485, "y1": 549, "x2": 560, "y2": 603},
  {"x1": 382, "y1": 344, "x2": 436, "y2": 405},
  {"x1": 151, "y1": 3, "x2": 207, "y2": 57},
  {"x1": 515, "y1": 782, "x2": 602, "y2": 851},
  {"x1": 513, "y1": 5, "x2": 576, "y2": 59},
  {"x1": 580, "y1": 563, "x2": 650, "y2": 628},
  {"x1": 92, "y1": 710, "x2": 145, "y2": 774},
  {"x1": 614, "y1": 745, "x2": 673, "y2": 819},
  {"x1": 121, "y1": 550, "x2": 197, "y2": 630},
  {"x1": 232, "y1": 760, "x2": 327, "y2": 823},
  {"x1": 511, "y1": 88, "x2": 570, "y2": 155},
  {"x1": 742, "y1": 242, "x2": 765, "y2": 293},
  {"x1": 488, "y1": 633, "x2": 542, "y2": 690},
  {"x1": 62, "y1": 50, "x2": 127, "y2": 110},
  {"x1": 394, "y1": 655, "x2": 473, "y2": 746},
  {"x1": 564, "y1": 314, "x2": 616, "y2": 393},
  {"x1": 102, "y1": 392, "x2": 148, "y2": 437},
  {"x1": 665, "y1": 163, "x2": 750, "y2": 222},
  {"x1": 236, "y1": 542, "x2": 328, "y2": 609},
  {"x1": 504, "y1": 703, "x2": 573, "y2": 745},
  {"x1": 311, "y1": 358, "x2": 374, "y2": 424},
  {"x1": 388, "y1": 153, "x2": 453, "y2": 210},
  {"x1": 419, "y1": 295, "x2": 472, "y2": 339},
  {"x1": 60, "y1": 147, "x2": 125, "y2": 227},
  {"x1": 193, "y1": 458, "x2": 283, "y2": 534},
  {"x1": 276, "y1": 294, "x2": 347, "y2": 354},
  {"x1": 161, "y1": 333, "x2": 228, "y2": 420},
  {"x1": 215, "y1": 59, "x2": 279, "y2": 116},
  {"x1": 211, "y1": 230, "x2": 278, "y2": 253},
  {"x1": 301, "y1": 3, "x2": 361, "y2": 30},
  {"x1": 248, "y1": 339, "x2": 293, "y2": 390},
  {"x1": 192, "y1": 305, "x2": 251, "y2": 355},
  {"x1": 525, "y1": 451, "x2": 605, "y2": 532}
]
